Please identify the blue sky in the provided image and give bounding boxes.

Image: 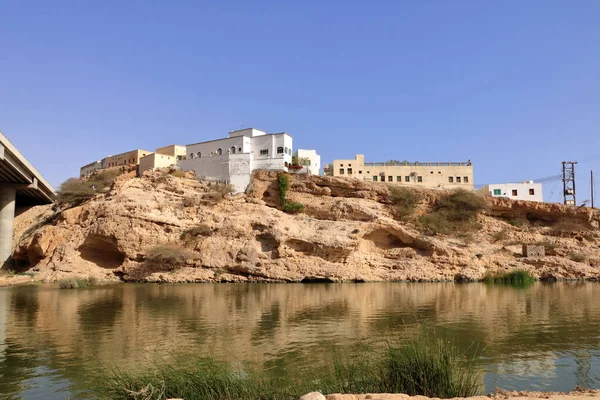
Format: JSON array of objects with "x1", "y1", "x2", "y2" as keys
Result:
[{"x1": 1, "y1": 1, "x2": 599, "y2": 203}]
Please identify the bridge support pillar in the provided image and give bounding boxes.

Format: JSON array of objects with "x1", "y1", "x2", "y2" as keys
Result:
[{"x1": 0, "y1": 186, "x2": 16, "y2": 268}]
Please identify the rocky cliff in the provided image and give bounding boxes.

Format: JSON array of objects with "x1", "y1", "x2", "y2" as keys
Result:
[{"x1": 9, "y1": 169, "x2": 600, "y2": 283}]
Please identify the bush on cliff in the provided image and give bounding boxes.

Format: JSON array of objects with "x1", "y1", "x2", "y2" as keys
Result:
[
  {"x1": 389, "y1": 186, "x2": 422, "y2": 217},
  {"x1": 57, "y1": 169, "x2": 125, "y2": 205},
  {"x1": 277, "y1": 173, "x2": 305, "y2": 213},
  {"x1": 419, "y1": 189, "x2": 487, "y2": 234},
  {"x1": 145, "y1": 245, "x2": 194, "y2": 270}
]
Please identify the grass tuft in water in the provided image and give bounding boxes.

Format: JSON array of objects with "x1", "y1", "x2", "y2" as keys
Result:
[
  {"x1": 58, "y1": 276, "x2": 98, "y2": 289},
  {"x1": 482, "y1": 270, "x2": 535, "y2": 286},
  {"x1": 96, "y1": 339, "x2": 482, "y2": 399}
]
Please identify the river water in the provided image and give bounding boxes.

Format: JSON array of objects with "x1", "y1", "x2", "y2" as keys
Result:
[{"x1": 1, "y1": 282, "x2": 599, "y2": 399}]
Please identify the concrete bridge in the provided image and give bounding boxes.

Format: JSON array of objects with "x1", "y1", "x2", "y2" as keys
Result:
[{"x1": 0, "y1": 132, "x2": 55, "y2": 267}]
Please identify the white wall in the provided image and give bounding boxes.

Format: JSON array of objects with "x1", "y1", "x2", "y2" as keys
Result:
[
  {"x1": 294, "y1": 149, "x2": 321, "y2": 175},
  {"x1": 479, "y1": 182, "x2": 543, "y2": 202},
  {"x1": 229, "y1": 154, "x2": 252, "y2": 193},
  {"x1": 179, "y1": 132, "x2": 294, "y2": 194},
  {"x1": 178, "y1": 154, "x2": 230, "y2": 181},
  {"x1": 187, "y1": 137, "x2": 244, "y2": 159}
]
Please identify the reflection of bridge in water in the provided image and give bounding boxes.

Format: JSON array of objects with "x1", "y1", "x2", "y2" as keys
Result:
[{"x1": 0, "y1": 132, "x2": 55, "y2": 267}]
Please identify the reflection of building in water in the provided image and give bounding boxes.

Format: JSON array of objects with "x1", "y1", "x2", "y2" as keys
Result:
[
  {"x1": 496, "y1": 351, "x2": 557, "y2": 379},
  {"x1": 0, "y1": 290, "x2": 6, "y2": 361},
  {"x1": 3, "y1": 282, "x2": 600, "y2": 392}
]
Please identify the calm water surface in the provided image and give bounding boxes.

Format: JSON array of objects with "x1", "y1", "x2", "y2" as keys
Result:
[{"x1": 1, "y1": 282, "x2": 600, "y2": 399}]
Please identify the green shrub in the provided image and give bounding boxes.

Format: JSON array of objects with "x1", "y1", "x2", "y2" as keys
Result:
[
  {"x1": 419, "y1": 190, "x2": 487, "y2": 234},
  {"x1": 277, "y1": 173, "x2": 290, "y2": 205},
  {"x1": 145, "y1": 245, "x2": 194, "y2": 270},
  {"x1": 282, "y1": 202, "x2": 305, "y2": 213},
  {"x1": 508, "y1": 220, "x2": 524, "y2": 227},
  {"x1": 389, "y1": 186, "x2": 422, "y2": 216},
  {"x1": 58, "y1": 276, "x2": 98, "y2": 289},
  {"x1": 277, "y1": 173, "x2": 305, "y2": 213},
  {"x1": 482, "y1": 270, "x2": 535, "y2": 286}
]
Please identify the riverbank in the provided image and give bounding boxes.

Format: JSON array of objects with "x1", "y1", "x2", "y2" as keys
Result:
[
  {"x1": 300, "y1": 389, "x2": 600, "y2": 400},
  {"x1": 10, "y1": 169, "x2": 600, "y2": 283}
]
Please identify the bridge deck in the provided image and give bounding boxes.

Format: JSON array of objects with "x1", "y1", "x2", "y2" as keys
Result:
[{"x1": 0, "y1": 132, "x2": 55, "y2": 204}]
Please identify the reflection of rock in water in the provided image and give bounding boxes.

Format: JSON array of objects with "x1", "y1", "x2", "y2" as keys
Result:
[{"x1": 2, "y1": 282, "x2": 600, "y2": 394}]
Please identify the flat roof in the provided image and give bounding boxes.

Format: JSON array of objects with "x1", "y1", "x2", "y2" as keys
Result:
[{"x1": 187, "y1": 132, "x2": 290, "y2": 147}]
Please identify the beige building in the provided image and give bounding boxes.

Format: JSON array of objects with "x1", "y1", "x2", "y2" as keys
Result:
[
  {"x1": 324, "y1": 154, "x2": 474, "y2": 190},
  {"x1": 155, "y1": 145, "x2": 187, "y2": 160},
  {"x1": 139, "y1": 153, "x2": 178, "y2": 175},
  {"x1": 103, "y1": 149, "x2": 153, "y2": 168}
]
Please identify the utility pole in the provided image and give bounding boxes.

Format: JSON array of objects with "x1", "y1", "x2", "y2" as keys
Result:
[
  {"x1": 562, "y1": 161, "x2": 577, "y2": 206},
  {"x1": 592, "y1": 170, "x2": 595, "y2": 209}
]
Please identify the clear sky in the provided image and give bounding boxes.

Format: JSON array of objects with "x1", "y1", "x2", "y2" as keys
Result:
[{"x1": 1, "y1": 1, "x2": 599, "y2": 203}]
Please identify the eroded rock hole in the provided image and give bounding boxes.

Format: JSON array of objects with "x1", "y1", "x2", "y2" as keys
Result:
[{"x1": 78, "y1": 234, "x2": 126, "y2": 269}]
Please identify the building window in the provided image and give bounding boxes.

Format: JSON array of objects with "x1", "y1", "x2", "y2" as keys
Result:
[
  {"x1": 340, "y1": 164, "x2": 344, "y2": 167},
  {"x1": 388, "y1": 176, "x2": 393, "y2": 182},
  {"x1": 456, "y1": 177, "x2": 462, "y2": 183},
  {"x1": 529, "y1": 188, "x2": 535, "y2": 195},
  {"x1": 512, "y1": 189, "x2": 518, "y2": 196},
  {"x1": 238, "y1": 147, "x2": 242, "y2": 152},
  {"x1": 397, "y1": 176, "x2": 401, "y2": 182},
  {"x1": 417, "y1": 176, "x2": 423, "y2": 182},
  {"x1": 430, "y1": 171, "x2": 434, "y2": 174},
  {"x1": 231, "y1": 146, "x2": 236, "y2": 154},
  {"x1": 366, "y1": 171, "x2": 370, "y2": 174},
  {"x1": 464, "y1": 176, "x2": 469, "y2": 183},
  {"x1": 217, "y1": 148, "x2": 223, "y2": 155},
  {"x1": 380, "y1": 176, "x2": 385, "y2": 182},
  {"x1": 493, "y1": 189, "x2": 502, "y2": 195},
  {"x1": 260, "y1": 149, "x2": 268, "y2": 155},
  {"x1": 339, "y1": 169, "x2": 344, "y2": 174},
  {"x1": 373, "y1": 176, "x2": 377, "y2": 181},
  {"x1": 448, "y1": 177, "x2": 454, "y2": 183},
  {"x1": 189, "y1": 153, "x2": 195, "y2": 159},
  {"x1": 197, "y1": 152, "x2": 202, "y2": 158},
  {"x1": 348, "y1": 168, "x2": 353, "y2": 174},
  {"x1": 277, "y1": 147, "x2": 284, "y2": 154},
  {"x1": 358, "y1": 171, "x2": 362, "y2": 174},
  {"x1": 405, "y1": 176, "x2": 410, "y2": 182}
]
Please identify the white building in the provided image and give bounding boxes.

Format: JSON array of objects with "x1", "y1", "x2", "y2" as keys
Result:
[
  {"x1": 80, "y1": 160, "x2": 104, "y2": 177},
  {"x1": 177, "y1": 128, "x2": 293, "y2": 193},
  {"x1": 292, "y1": 149, "x2": 321, "y2": 175},
  {"x1": 478, "y1": 180, "x2": 543, "y2": 202}
]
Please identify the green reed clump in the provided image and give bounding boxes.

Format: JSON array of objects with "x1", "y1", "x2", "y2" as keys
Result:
[
  {"x1": 58, "y1": 276, "x2": 98, "y2": 289},
  {"x1": 378, "y1": 339, "x2": 482, "y2": 398},
  {"x1": 482, "y1": 270, "x2": 535, "y2": 286},
  {"x1": 96, "y1": 339, "x2": 482, "y2": 399}
]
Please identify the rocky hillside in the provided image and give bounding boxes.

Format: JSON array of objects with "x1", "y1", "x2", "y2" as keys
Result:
[{"x1": 9, "y1": 169, "x2": 600, "y2": 283}]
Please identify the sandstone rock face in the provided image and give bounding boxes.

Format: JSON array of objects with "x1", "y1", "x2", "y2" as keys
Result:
[{"x1": 10, "y1": 170, "x2": 600, "y2": 283}]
